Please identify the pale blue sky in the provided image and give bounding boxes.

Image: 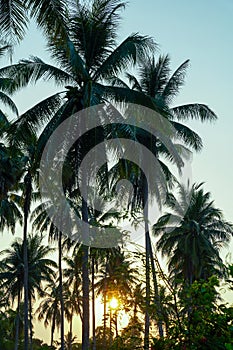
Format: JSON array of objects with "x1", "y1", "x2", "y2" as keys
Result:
[{"x1": 1, "y1": 0, "x2": 232, "y2": 341}]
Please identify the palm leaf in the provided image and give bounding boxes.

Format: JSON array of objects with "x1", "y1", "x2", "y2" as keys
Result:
[
  {"x1": 171, "y1": 121, "x2": 203, "y2": 151},
  {"x1": 0, "y1": 57, "x2": 75, "y2": 91},
  {"x1": 8, "y1": 92, "x2": 64, "y2": 143},
  {"x1": 162, "y1": 59, "x2": 189, "y2": 104},
  {"x1": 0, "y1": 0, "x2": 28, "y2": 42},
  {"x1": 27, "y1": 0, "x2": 67, "y2": 38},
  {"x1": 94, "y1": 34, "x2": 156, "y2": 80},
  {"x1": 126, "y1": 73, "x2": 142, "y2": 91},
  {"x1": 0, "y1": 91, "x2": 18, "y2": 115},
  {"x1": 172, "y1": 103, "x2": 217, "y2": 122},
  {"x1": 139, "y1": 54, "x2": 171, "y2": 97},
  {"x1": 0, "y1": 43, "x2": 11, "y2": 58}
]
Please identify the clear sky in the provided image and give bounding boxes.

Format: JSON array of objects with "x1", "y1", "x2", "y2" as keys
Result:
[{"x1": 1, "y1": 0, "x2": 233, "y2": 343}]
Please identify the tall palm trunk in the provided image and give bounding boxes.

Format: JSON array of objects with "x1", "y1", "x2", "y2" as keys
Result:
[
  {"x1": 91, "y1": 255, "x2": 96, "y2": 350},
  {"x1": 148, "y1": 236, "x2": 164, "y2": 337},
  {"x1": 14, "y1": 289, "x2": 21, "y2": 350},
  {"x1": 143, "y1": 184, "x2": 150, "y2": 350},
  {"x1": 69, "y1": 310, "x2": 73, "y2": 350},
  {"x1": 50, "y1": 311, "x2": 56, "y2": 347},
  {"x1": 29, "y1": 295, "x2": 33, "y2": 350},
  {"x1": 103, "y1": 255, "x2": 108, "y2": 350},
  {"x1": 58, "y1": 231, "x2": 65, "y2": 350},
  {"x1": 82, "y1": 243, "x2": 89, "y2": 350},
  {"x1": 81, "y1": 197, "x2": 90, "y2": 350},
  {"x1": 23, "y1": 171, "x2": 31, "y2": 350},
  {"x1": 81, "y1": 83, "x2": 92, "y2": 350}
]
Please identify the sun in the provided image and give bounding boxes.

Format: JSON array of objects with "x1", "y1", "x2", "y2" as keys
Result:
[{"x1": 109, "y1": 297, "x2": 118, "y2": 310}]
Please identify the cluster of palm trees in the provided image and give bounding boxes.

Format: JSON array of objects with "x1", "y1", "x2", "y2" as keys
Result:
[{"x1": 0, "y1": 0, "x2": 232, "y2": 349}]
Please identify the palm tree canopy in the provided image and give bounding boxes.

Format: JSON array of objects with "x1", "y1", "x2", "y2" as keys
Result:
[
  {"x1": 0, "y1": 234, "x2": 57, "y2": 303},
  {"x1": 153, "y1": 183, "x2": 233, "y2": 284},
  {"x1": 124, "y1": 54, "x2": 217, "y2": 152}
]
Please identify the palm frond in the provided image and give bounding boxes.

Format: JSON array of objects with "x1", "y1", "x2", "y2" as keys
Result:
[
  {"x1": 162, "y1": 59, "x2": 189, "y2": 104},
  {"x1": 139, "y1": 54, "x2": 171, "y2": 97},
  {"x1": 7, "y1": 92, "x2": 64, "y2": 145},
  {"x1": 0, "y1": 57, "x2": 75, "y2": 91},
  {"x1": 0, "y1": 0, "x2": 28, "y2": 42},
  {"x1": 27, "y1": 0, "x2": 68, "y2": 38},
  {"x1": 105, "y1": 76, "x2": 130, "y2": 89},
  {"x1": 0, "y1": 43, "x2": 12, "y2": 58},
  {"x1": 70, "y1": 0, "x2": 127, "y2": 70},
  {"x1": 172, "y1": 103, "x2": 217, "y2": 122},
  {"x1": 126, "y1": 73, "x2": 142, "y2": 91},
  {"x1": 48, "y1": 35, "x2": 88, "y2": 82},
  {"x1": 94, "y1": 33, "x2": 156, "y2": 80},
  {"x1": 171, "y1": 121, "x2": 203, "y2": 151},
  {"x1": 0, "y1": 91, "x2": 18, "y2": 115}
]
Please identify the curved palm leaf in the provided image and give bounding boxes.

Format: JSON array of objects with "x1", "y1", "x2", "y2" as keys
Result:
[
  {"x1": 0, "y1": 0, "x2": 28, "y2": 42},
  {"x1": 171, "y1": 103, "x2": 217, "y2": 122}
]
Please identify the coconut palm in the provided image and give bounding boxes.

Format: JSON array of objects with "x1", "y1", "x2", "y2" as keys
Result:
[
  {"x1": 0, "y1": 240, "x2": 23, "y2": 350},
  {"x1": 0, "y1": 141, "x2": 23, "y2": 234},
  {"x1": 95, "y1": 247, "x2": 138, "y2": 349},
  {"x1": 0, "y1": 46, "x2": 23, "y2": 236},
  {"x1": 26, "y1": 234, "x2": 57, "y2": 348},
  {"x1": 36, "y1": 280, "x2": 61, "y2": 347},
  {"x1": 63, "y1": 252, "x2": 83, "y2": 347},
  {"x1": 96, "y1": 248, "x2": 138, "y2": 313},
  {"x1": 110, "y1": 53, "x2": 218, "y2": 347},
  {"x1": 31, "y1": 200, "x2": 66, "y2": 350},
  {"x1": 0, "y1": 234, "x2": 56, "y2": 350},
  {"x1": 154, "y1": 182, "x2": 233, "y2": 285}
]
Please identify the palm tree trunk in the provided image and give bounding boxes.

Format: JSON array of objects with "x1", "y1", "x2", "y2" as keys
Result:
[
  {"x1": 81, "y1": 80, "x2": 93, "y2": 350},
  {"x1": 29, "y1": 295, "x2": 33, "y2": 350},
  {"x1": 81, "y1": 197, "x2": 90, "y2": 350},
  {"x1": 69, "y1": 312, "x2": 73, "y2": 350},
  {"x1": 51, "y1": 312, "x2": 56, "y2": 347},
  {"x1": 23, "y1": 172, "x2": 31, "y2": 350},
  {"x1": 23, "y1": 228, "x2": 29, "y2": 350},
  {"x1": 91, "y1": 256, "x2": 96, "y2": 350},
  {"x1": 148, "y1": 236, "x2": 164, "y2": 337},
  {"x1": 82, "y1": 244, "x2": 89, "y2": 350},
  {"x1": 14, "y1": 289, "x2": 21, "y2": 350},
  {"x1": 103, "y1": 256, "x2": 108, "y2": 350},
  {"x1": 58, "y1": 231, "x2": 65, "y2": 350},
  {"x1": 143, "y1": 184, "x2": 150, "y2": 350}
]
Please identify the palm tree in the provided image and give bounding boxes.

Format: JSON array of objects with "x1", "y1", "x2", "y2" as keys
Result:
[
  {"x1": 63, "y1": 252, "x2": 83, "y2": 347},
  {"x1": 0, "y1": 140, "x2": 23, "y2": 234},
  {"x1": 96, "y1": 248, "x2": 138, "y2": 316},
  {"x1": 36, "y1": 280, "x2": 61, "y2": 347},
  {"x1": 0, "y1": 234, "x2": 56, "y2": 350},
  {"x1": 95, "y1": 247, "x2": 138, "y2": 349},
  {"x1": 0, "y1": 44, "x2": 23, "y2": 236},
  {"x1": 0, "y1": 239, "x2": 23, "y2": 350},
  {"x1": 110, "y1": 53, "x2": 218, "y2": 346},
  {"x1": 154, "y1": 182, "x2": 233, "y2": 285},
  {"x1": 27, "y1": 234, "x2": 57, "y2": 348},
  {"x1": 31, "y1": 200, "x2": 66, "y2": 350}
]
